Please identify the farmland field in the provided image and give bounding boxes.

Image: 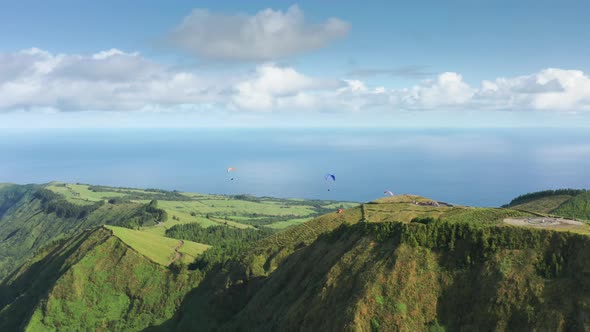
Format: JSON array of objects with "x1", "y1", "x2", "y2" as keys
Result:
[{"x1": 48, "y1": 182, "x2": 358, "y2": 231}]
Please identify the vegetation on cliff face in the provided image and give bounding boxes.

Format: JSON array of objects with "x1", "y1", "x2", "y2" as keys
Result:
[
  {"x1": 170, "y1": 221, "x2": 590, "y2": 331},
  {"x1": 0, "y1": 185, "x2": 169, "y2": 279},
  {"x1": 552, "y1": 192, "x2": 590, "y2": 220},
  {"x1": 0, "y1": 227, "x2": 204, "y2": 332},
  {"x1": 505, "y1": 189, "x2": 587, "y2": 207},
  {"x1": 2, "y1": 184, "x2": 590, "y2": 331},
  {"x1": 166, "y1": 223, "x2": 274, "y2": 269},
  {"x1": 505, "y1": 189, "x2": 590, "y2": 221}
]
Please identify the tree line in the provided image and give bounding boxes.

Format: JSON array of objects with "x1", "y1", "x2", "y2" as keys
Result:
[
  {"x1": 165, "y1": 223, "x2": 274, "y2": 270},
  {"x1": 505, "y1": 189, "x2": 587, "y2": 207},
  {"x1": 34, "y1": 189, "x2": 104, "y2": 219},
  {"x1": 326, "y1": 220, "x2": 589, "y2": 279}
]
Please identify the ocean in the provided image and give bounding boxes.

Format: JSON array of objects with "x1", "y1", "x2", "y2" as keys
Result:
[{"x1": 1, "y1": 128, "x2": 589, "y2": 206}]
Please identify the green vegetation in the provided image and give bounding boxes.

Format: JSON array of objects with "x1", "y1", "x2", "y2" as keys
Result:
[
  {"x1": 49, "y1": 183, "x2": 357, "y2": 230},
  {"x1": 2, "y1": 184, "x2": 590, "y2": 331},
  {"x1": 0, "y1": 182, "x2": 353, "y2": 280},
  {"x1": 166, "y1": 223, "x2": 274, "y2": 269},
  {"x1": 46, "y1": 182, "x2": 126, "y2": 205},
  {"x1": 0, "y1": 185, "x2": 172, "y2": 278},
  {"x1": 504, "y1": 189, "x2": 590, "y2": 221},
  {"x1": 0, "y1": 227, "x2": 204, "y2": 331},
  {"x1": 265, "y1": 217, "x2": 312, "y2": 229},
  {"x1": 106, "y1": 225, "x2": 210, "y2": 266},
  {"x1": 505, "y1": 189, "x2": 587, "y2": 207},
  {"x1": 166, "y1": 223, "x2": 274, "y2": 247},
  {"x1": 552, "y1": 191, "x2": 590, "y2": 220},
  {"x1": 34, "y1": 188, "x2": 105, "y2": 219},
  {"x1": 171, "y1": 220, "x2": 590, "y2": 331},
  {"x1": 440, "y1": 207, "x2": 532, "y2": 224},
  {"x1": 509, "y1": 195, "x2": 573, "y2": 213}
]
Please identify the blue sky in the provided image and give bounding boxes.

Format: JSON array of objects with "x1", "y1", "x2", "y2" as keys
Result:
[{"x1": 1, "y1": 0, "x2": 589, "y2": 127}]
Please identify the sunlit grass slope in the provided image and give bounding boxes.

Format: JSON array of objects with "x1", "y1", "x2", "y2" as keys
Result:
[
  {"x1": 509, "y1": 195, "x2": 573, "y2": 214},
  {"x1": 105, "y1": 225, "x2": 210, "y2": 266},
  {"x1": 0, "y1": 227, "x2": 203, "y2": 331},
  {"x1": 504, "y1": 189, "x2": 590, "y2": 221}
]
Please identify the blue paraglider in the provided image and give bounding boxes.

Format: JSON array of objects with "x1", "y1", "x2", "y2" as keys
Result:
[{"x1": 325, "y1": 174, "x2": 336, "y2": 191}]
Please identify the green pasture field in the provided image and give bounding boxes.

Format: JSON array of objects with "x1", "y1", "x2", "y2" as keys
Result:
[{"x1": 105, "y1": 225, "x2": 210, "y2": 265}]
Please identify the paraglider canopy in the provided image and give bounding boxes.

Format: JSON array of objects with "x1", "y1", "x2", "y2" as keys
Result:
[
  {"x1": 324, "y1": 174, "x2": 336, "y2": 191},
  {"x1": 325, "y1": 174, "x2": 336, "y2": 181},
  {"x1": 384, "y1": 190, "x2": 394, "y2": 196}
]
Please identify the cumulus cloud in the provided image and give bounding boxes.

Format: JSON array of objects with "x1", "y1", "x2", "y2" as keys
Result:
[
  {"x1": 382, "y1": 69, "x2": 590, "y2": 112},
  {"x1": 231, "y1": 64, "x2": 346, "y2": 112},
  {"x1": 1, "y1": 48, "x2": 590, "y2": 113},
  {"x1": 0, "y1": 48, "x2": 222, "y2": 111},
  {"x1": 393, "y1": 72, "x2": 475, "y2": 109},
  {"x1": 232, "y1": 65, "x2": 323, "y2": 111},
  {"x1": 474, "y1": 69, "x2": 590, "y2": 111},
  {"x1": 166, "y1": 5, "x2": 350, "y2": 61}
]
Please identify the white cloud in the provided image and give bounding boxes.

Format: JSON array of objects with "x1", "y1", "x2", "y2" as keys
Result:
[
  {"x1": 232, "y1": 64, "x2": 340, "y2": 111},
  {"x1": 1, "y1": 48, "x2": 590, "y2": 114},
  {"x1": 166, "y1": 5, "x2": 350, "y2": 61},
  {"x1": 371, "y1": 69, "x2": 590, "y2": 112},
  {"x1": 0, "y1": 48, "x2": 221, "y2": 111},
  {"x1": 475, "y1": 69, "x2": 590, "y2": 111},
  {"x1": 393, "y1": 72, "x2": 475, "y2": 109}
]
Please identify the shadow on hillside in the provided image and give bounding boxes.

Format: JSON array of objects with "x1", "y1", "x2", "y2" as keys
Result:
[
  {"x1": 435, "y1": 231, "x2": 590, "y2": 331},
  {"x1": 143, "y1": 262, "x2": 268, "y2": 332},
  {"x1": 0, "y1": 229, "x2": 98, "y2": 330}
]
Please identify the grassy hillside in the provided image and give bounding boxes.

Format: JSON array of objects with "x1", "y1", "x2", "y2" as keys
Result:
[
  {"x1": 3, "y1": 184, "x2": 590, "y2": 331},
  {"x1": 47, "y1": 183, "x2": 357, "y2": 231},
  {"x1": 509, "y1": 195, "x2": 573, "y2": 214},
  {"x1": 552, "y1": 192, "x2": 590, "y2": 220},
  {"x1": 169, "y1": 215, "x2": 590, "y2": 331},
  {"x1": 505, "y1": 189, "x2": 590, "y2": 221},
  {"x1": 0, "y1": 227, "x2": 204, "y2": 331},
  {"x1": 0, "y1": 182, "x2": 353, "y2": 279},
  {"x1": 0, "y1": 185, "x2": 167, "y2": 279},
  {"x1": 106, "y1": 225, "x2": 210, "y2": 266},
  {"x1": 504, "y1": 189, "x2": 587, "y2": 207}
]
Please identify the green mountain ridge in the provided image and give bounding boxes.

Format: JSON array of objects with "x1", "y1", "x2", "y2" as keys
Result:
[
  {"x1": 506, "y1": 189, "x2": 590, "y2": 220},
  {"x1": 182, "y1": 222, "x2": 590, "y2": 331},
  {"x1": 0, "y1": 226, "x2": 202, "y2": 331},
  {"x1": 0, "y1": 182, "x2": 352, "y2": 280},
  {"x1": 0, "y1": 184, "x2": 168, "y2": 278},
  {"x1": 164, "y1": 196, "x2": 590, "y2": 331},
  {"x1": 1, "y1": 184, "x2": 590, "y2": 331}
]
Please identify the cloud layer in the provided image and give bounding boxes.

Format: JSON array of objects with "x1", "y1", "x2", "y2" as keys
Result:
[
  {"x1": 1, "y1": 48, "x2": 590, "y2": 113},
  {"x1": 166, "y1": 5, "x2": 350, "y2": 61},
  {"x1": 0, "y1": 48, "x2": 221, "y2": 112}
]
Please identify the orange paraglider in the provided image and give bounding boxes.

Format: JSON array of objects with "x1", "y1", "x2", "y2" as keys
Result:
[{"x1": 227, "y1": 167, "x2": 236, "y2": 181}]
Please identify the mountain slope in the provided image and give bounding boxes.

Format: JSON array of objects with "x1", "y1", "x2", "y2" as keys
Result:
[
  {"x1": 171, "y1": 219, "x2": 590, "y2": 331},
  {"x1": 0, "y1": 185, "x2": 166, "y2": 279},
  {"x1": 505, "y1": 189, "x2": 590, "y2": 220},
  {"x1": 0, "y1": 182, "x2": 355, "y2": 279},
  {"x1": 0, "y1": 226, "x2": 203, "y2": 331},
  {"x1": 3, "y1": 188, "x2": 590, "y2": 331},
  {"x1": 163, "y1": 196, "x2": 590, "y2": 331}
]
